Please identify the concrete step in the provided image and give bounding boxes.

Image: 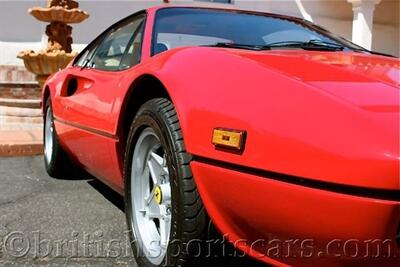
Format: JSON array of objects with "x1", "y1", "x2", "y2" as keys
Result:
[
  {"x1": 0, "y1": 129, "x2": 43, "y2": 157},
  {"x1": 0, "y1": 122, "x2": 42, "y2": 131},
  {"x1": 0, "y1": 98, "x2": 41, "y2": 109},
  {"x1": 0, "y1": 66, "x2": 44, "y2": 157},
  {"x1": 0, "y1": 143, "x2": 43, "y2": 157},
  {"x1": 0, "y1": 115, "x2": 43, "y2": 125},
  {"x1": 0, "y1": 105, "x2": 42, "y2": 117},
  {"x1": 0, "y1": 81, "x2": 40, "y2": 99}
]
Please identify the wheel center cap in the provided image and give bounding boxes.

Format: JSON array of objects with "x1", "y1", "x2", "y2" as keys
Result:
[{"x1": 154, "y1": 185, "x2": 162, "y2": 205}]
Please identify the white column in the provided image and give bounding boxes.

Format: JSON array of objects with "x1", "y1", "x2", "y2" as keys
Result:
[
  {"x1": 347, "y1": 0, "x2": 381, "y2": 50},
  {"x1": 295, "y1": 0, "x2": 313, "y2": 22}
]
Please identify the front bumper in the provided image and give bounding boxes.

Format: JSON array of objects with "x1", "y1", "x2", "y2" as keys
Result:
[{"x1": 191, "y1": 161, "x2": 400, "y2": 267}]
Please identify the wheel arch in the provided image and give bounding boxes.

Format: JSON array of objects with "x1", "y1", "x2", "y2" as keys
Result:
[
  {"x1": 42, "y1": 85, "x2": 51, "y2": 114},
  {"x1": 118, "y1": 74, "x2": 172, "y2": 153}
]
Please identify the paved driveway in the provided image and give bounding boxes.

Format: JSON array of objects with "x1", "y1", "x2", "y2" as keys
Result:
[{"x1": 0, "y1": 156, "x2": 266, "y2": 267}]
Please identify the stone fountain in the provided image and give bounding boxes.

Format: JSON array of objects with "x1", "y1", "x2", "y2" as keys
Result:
[{"x1": 17, "y1": 0, "x2": 89, "y2": 87}]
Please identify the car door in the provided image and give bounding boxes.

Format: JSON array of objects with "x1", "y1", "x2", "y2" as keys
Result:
[{"x1": 56, "y1": 13, "x2": 145, "y2": 187}]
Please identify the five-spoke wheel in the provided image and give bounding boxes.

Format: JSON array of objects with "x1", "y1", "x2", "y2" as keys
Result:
[
  {"x1": 131, "y1": 128, "x2": 172, "y2": 264},
  {"x1": 124, "y1": 98, "x2": 207, "y2": 267}
]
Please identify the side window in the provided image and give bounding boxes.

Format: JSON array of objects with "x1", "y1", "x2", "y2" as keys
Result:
[
  {"x1": 89, "y1": 15, "x2": 145, "y2": 71},
  {"x1": 74, "y1": 41, "x2": 100, "y2": 67},
  {"x1": 119, "y1": 21, "x2": 144, "y2": 70}
]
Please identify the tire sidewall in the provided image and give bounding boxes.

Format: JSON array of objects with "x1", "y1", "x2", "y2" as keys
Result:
[
  {"x1": 44, "y1": 100, "x2": 56, "y2": 172},
  {"x1": 124, "y1": 103, "x2": 186, "y2": 267}
]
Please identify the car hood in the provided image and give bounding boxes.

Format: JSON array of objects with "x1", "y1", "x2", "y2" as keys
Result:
[{"x1": 233, "y1": 50, "x2": 400, "y2": 111}]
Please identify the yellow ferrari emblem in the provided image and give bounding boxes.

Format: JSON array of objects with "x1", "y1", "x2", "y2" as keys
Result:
[{"x1": 155, "y1": 186, "x2": 162, "y2": 204}]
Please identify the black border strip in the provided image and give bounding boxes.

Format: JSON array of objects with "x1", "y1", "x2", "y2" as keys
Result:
[
  {"x1": 54, "y1": 116, "x2": 118, "y2": 141},
  {"x1": 193, "y1": 156, "x2": 400, "y2": 202}
]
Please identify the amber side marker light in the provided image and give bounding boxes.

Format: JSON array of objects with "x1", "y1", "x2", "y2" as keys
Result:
[{"x1": 212, "y1": 128, "x2": 246, "y2": 151}]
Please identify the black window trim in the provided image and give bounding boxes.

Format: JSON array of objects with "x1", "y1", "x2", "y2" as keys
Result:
[
  {"x1": 195, "y1": 0, "x2": 233, "y2": 3},
  {"x1": 73, "y1": 10, "x2": 147, "y2": 71}
]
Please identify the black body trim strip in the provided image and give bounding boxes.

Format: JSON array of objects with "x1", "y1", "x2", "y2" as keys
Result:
[
  {"x1": 54, "y1": 116, "x2": 119, "y2": 141},
  {"x1": 193, "y1": 156, "x2": 400, "y2": 202}
]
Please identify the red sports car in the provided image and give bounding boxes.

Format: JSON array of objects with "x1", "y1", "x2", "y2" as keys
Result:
[{"x1": 41, "y1": 6, "x2": 399, "y2": 267}]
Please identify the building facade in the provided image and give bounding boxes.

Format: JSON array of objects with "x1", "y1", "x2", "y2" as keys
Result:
[{"x1": 0, "y1": 0, "x2": 398, "y2": 66}]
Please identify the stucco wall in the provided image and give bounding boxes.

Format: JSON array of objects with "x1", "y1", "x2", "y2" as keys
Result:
[{"x1": 0, "y1": 0, "x2": 398, "y2": 66}]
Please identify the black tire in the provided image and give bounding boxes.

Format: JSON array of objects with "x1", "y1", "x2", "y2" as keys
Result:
[
  {"x1": 43, "y1": 98, "x2": 71, "y2": 178},
  {"x1": 124, "y1": 98, "x2": 207, "y2": 267}
]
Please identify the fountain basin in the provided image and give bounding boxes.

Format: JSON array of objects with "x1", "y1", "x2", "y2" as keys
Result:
[
  {"x1": 29, "y1": 6, "x2": 89, "y2": 24},
  {"x1": 17, "y1": 50, "x2": 76, "y2": 87}
]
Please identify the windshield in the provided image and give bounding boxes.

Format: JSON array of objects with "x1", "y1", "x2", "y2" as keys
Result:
[{"x1": 152, "y1": 7, "x2": 364, "y2": 55}]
